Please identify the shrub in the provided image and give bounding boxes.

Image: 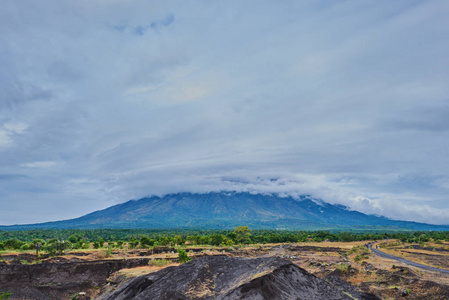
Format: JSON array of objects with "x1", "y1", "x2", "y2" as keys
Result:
[
  {"x1": 354, "y1": 254, "x2": 369, "y2": 262},
  {"x1": 129, "y1": 238, "x2": 139, "y2": 249},
  {"x1": 117, "y1": 241, "x2": 124, "y2": 249},
  {"x1": 178, "y1": 249, "x2": 191, "y2": 263},
  {"x1": 4, "y1": 239, "x2": 23, "y2": 250},
  {"x1": 0, "y1": 291, "x2": 12, "y2": 300},
  {"x1": 336, "y1": 264, "x2": 348, "y2": 273},
  {"x1": 148, "y1": 259, "x2": 171, "y2": 267},
  {"x1": 105, "y1": 248, "x2": 113, "y2": 258},
  {"x1": 20, "y1": 244, "x2": 30, "y2": 251},
  {"x1": 44, "y1": 240, "x2": 72, "y2": 256},
  {"x1": 348, "y1": 246, "x2": 360, "y2": 255}
]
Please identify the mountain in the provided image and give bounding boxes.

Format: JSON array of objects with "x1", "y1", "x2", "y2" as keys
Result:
[{"x1": 1, "y1": 192, "x2": 448, "y2": 231}]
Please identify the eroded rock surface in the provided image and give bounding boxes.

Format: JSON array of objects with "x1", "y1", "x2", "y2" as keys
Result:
[
  {"x1": 99, "y1": 256, "x2": 377, "y2": 300},
  {"x1": 0, "y1": 258, "x2": 152, "y2": 299}
]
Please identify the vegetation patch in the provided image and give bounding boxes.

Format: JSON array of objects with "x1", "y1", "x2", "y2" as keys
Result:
[
  {"x1": 148, "y1": 259, "x2": 171, "y2": 267},
  {"x1": 336, "y1": 264, "x2": 349, "y2": 273}
]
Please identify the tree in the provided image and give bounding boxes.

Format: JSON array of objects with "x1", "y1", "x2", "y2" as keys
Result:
[
  {"x1": 234, "y1": 226, "x2": 252, "y2": 244},
  {"x1": 140, "y1": 237, "x2": 152, "y2": 248},
  {"x1": 45, "y1": 240, "x2": 71, "y2": 256},
  {"x1": 223, "y1": 237, "x2": 234, "y2": 246},
  {"x1": 129, "y1": 238, "x2": 139, "y2": 249},
  {"x1": 186, "y1": 235, "x2": 197, "y2": 245},
  {"x1": 226, "y1": 232, "x2": 237, "y2": 243},
  {"x1": 210, "y1": 234, "x2": 225, "y2": 246},
  {"x1": 178, "y1": 249, "x2": 191, "y2": 263},
  {"x1": 4, "y1": 239, "x2": 23, "y2": 250},
  {"x1": 158, "y1": 236, "x2": 171, "y2": 246},
  {"x1": 174, "y1": 235, "x2": 184, "y2": 246},
  {"x1": 68, "y1": 235, "x2": 79, "y2": 244},
  {"x1": 198, "y1": 236, "x2": 210, "y2": 245}
]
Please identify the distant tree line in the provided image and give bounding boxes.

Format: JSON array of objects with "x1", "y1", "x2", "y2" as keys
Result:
[{"x1": 1, "y1": 227, "x2": 448, "y2": 252}]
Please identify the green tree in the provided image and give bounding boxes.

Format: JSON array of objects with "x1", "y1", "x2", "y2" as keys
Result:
[
  {"x1": 20, "y1": 243, "x2": 31, "y2": 251},
  {"x1": 68, "y1": 235, "x2": 78, "y2": 244},
  {"x1": 210, "y1": 234, "x2": 225, "y2": 246},
  {"x1": 198, "y1": 236, "x2": 210, "y2": 245},
  {"x1": 174, "y1": 235, "x2": 184, "y2": 246},
  {"x1": 226, "y1": 232, "x2": 237, "y2": 243},
  {"x1": 186, "y1": 235, "x2": 196, "y2": 245},
  {"x1": 4, "y1": 239, "x2": 23, "y2": 250},
  {"x1": 30, "y1": 239, "x2": 45, "y2": 247},
  {"x1": 158, "y1": 236, "x2": 171, "y2": 246},
  {"x1": 234, "y1": 226, "x2": 251, "y2": 244},
  {"x1": 129, "y1": 238, "x2": 139, "y2": 249},
  {"x1": 178, "y1": 249, "x2": 191, "y2": 263},
  {"x1": 140, "y1": 237, "x2": 152, "y2": 248},
  {"x1": 223, "y1": 237, "x2": 234, "y2": 246},
  {"x1": 45, "y1": 240, "x2": 71, "y2": 256}
]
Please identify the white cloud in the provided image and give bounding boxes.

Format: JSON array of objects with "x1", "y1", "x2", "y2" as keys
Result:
[
  {"x1": 1, "y1": 0, "x2": 449, "y2": 225},
  {"x1": 0, "y1": 122, "x2": 28, "y2": 148},
  {"x1": 20, "y1": 161, "x2": 58, "y2": 168}
]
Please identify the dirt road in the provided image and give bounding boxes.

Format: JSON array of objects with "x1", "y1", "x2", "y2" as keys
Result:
[{"x1": 367, "y1": 243, "x2": 449, "y2": 274}]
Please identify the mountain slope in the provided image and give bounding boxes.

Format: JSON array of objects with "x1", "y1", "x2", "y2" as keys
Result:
[{"x1": 2, "y1": 192, "x2": 448, "y2": 230}]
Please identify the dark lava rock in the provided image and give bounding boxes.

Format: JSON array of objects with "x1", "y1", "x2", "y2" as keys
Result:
[
  {"x1": 0, "y1": 258, "x2": 153, "y2": 299},
  {"x1": 325, "y1": 270, "x2": 380, "y2": 300},
  {"x1": 99, "y1": 256, "x2": 372, "y2": 300}
]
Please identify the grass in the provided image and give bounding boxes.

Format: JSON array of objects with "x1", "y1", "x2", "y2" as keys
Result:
[
  {"x1": 388, "y1": 285, "x2": 401, "y2": 289},
  {"x1": 342, "y1": 291, "x2": 357, "y2": 300},
  {"x1": 354, "y1": 254, "x2": 369, "y2": 262},
  {"x1": 400, "y1": 248, "x2": 449, "y2": 256},
  {"x1": 348, "y1": 245, "x2": 371, "y2": 262},
  {"x1": 336, "y1": 263, "x2": 349, "y2": 273},
  {"x1": 0, "y1": 291, "x2": 12, "y2": 300},
  {"x1": 148, "y1": 259, "x2": 172, "y2": 267}
]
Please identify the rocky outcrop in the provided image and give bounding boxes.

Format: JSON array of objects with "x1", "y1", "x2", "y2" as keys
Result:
[
  {"x1": 0, "y1": 258, "x2": 152, "y2": 299},
  {"x1": 99, "y1": 256, "x2": 378, "y2": 300}
]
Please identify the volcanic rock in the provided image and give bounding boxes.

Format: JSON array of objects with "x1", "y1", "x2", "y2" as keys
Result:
[{"x1": 99, "y1": 256, "x2": 376, "y2": 299}]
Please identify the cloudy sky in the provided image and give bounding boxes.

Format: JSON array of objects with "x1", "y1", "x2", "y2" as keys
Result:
[{"x1": 1, "y1": 0, "x2": 449, "y2": 225}]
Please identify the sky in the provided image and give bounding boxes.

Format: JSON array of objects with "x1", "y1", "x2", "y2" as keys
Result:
[{"x1": 1, "y1": 0, "x2": 449, "y2": 225}]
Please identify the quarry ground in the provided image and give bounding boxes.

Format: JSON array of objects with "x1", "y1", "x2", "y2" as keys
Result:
[{"x1": 1, "y1": 240, "x2": 449, "y2": 299}]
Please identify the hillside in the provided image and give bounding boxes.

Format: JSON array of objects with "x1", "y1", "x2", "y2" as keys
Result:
[{"x1": 1, "y1": 192, "x2": 448, "y2": 230}]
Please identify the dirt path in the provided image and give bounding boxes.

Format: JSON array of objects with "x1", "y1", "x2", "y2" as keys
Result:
[
  {"x1": 261, "y1": 245, "x2": 287, "y2": 257},
  {"x1": 367, "y1": 243, "x2": 449, "y2": 274}
]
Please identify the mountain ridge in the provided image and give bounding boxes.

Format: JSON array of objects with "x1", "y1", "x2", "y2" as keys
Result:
[{"x1": 1, "y1": 192, "x2": 448, "y2": 231}]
